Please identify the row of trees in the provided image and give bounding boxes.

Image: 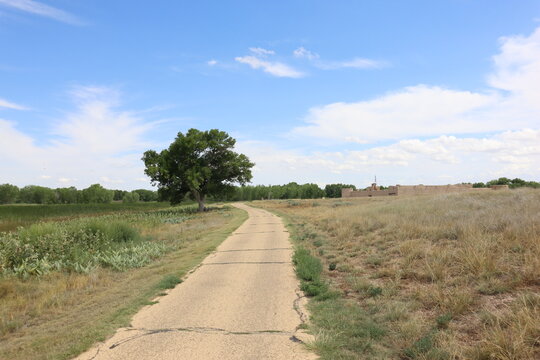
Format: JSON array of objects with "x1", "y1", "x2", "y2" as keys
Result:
[
  {"x1": 0, "y1": 181, "x2": 357, "y2": 205},
  {"x1": 3, "y1": 176, "x2": 538, "y2": 206},
  {"x1": 472, "y1": 177, "x2": 540, "y2": 189},
  {"x1": 222, "y1": 183, "x2": 357, "y2": 201},
  {"x1": 0, "y1": 184, "x2": 158, "y2": 205}
]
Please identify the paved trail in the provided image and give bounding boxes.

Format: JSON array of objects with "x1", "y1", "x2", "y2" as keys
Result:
[{"x1": 76, "y1": 203, "x2": 316, "y2": 360}]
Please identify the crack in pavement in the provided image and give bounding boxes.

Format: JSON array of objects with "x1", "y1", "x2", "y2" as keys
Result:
[
  {"x1": 293, "y1": 289, "x2": 309, "y2": 325},
  {"x1": 106, "y1": 326, "x2": 299, "y2": 351},
  {"x1": 87, "y1": 291, "x2": 312, "y2": 358}
]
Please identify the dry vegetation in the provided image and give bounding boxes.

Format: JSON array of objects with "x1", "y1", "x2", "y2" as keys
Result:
[
  {"x1": 0, "y1": 205, "x2": 247, "y2": 360},
  {"x1": 256, "y1": 189, "x2": 540, "y2": 359}
]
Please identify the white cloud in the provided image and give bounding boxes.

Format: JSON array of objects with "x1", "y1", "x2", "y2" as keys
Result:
[
  {"x1": 293, "y1": 26, "x2": 540, "y2": 144},
  {"x1": 248, "y1": 47, "x2": 275, "y2": 57},
  {"x1": 294, "y1": 85, "x2": 498, "y2": 143},
  {"x1": 293, "y1": 47, "x2": 319, "y2": 60},
  {"x1": 0, "y1": 86, "x2": 156, "y2": 190},
  {"x1": 340, "y1": 58, "x2": 387, "y2": 69},
  {"x1": 488, "y1": 27, "x2": 540, "y2": 108},
  {"x1": 100, "y1": 176, "x2": 124, "y2": 184},
  {"x1": 0, "y1": 0, "x2": 82, "y2": 25},
  {"x1": 239, "y1": 128, "x2": 540, "y2": 187},
  {"x1": 0, "y1": 97, "x2": 26, "y2": 110},
  {"x1": 53, "y1": 86, "x2": 154, "y2": 154},
  {"x1": 230, "y1": 47, "x2": 386, "y2": 78},
  {"x1": 293, "y1": 47, "x2": 386, "y2": 70},
  {"x1": 235, "y1": 55, "x2": 304, "y2": 78},
  {"x1": 316, "y1": 57, "x2": 388, "y2": 70},
  {"x1": 207, "y1": 59, "x2": 218, "y2": 66}
]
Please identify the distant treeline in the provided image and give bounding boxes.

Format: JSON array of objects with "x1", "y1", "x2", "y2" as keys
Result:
[
  {"x1": 224, "y1": 183, "x2": 357, "y2": 201},
  {"x1": 0, "y1": 183, "x2": 158, "y2": 205},
  {"x1": 472, "y1": 177, "x2": 540, "y2": 189},
  {"x1": 1, "y1": 177, "x2": 538, "y2": 205}
]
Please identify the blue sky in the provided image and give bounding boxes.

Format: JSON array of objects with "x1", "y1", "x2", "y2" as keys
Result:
[{"x1": 1, "y1": 0, "x2": 540, "y2": 190}]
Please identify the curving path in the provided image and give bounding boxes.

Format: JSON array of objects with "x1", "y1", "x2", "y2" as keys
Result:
[{"x1": 75, "y1": 203, "x2": 316, "y2": 360}]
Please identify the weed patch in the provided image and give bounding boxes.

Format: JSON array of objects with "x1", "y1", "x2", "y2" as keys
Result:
[{"x1": 157, "y1": 274, "x2": 182, "y2": 289}]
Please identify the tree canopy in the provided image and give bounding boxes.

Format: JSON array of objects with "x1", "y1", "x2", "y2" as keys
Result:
[
  {"x1": 474, "y1": 178, "x2": 540, "y2": 189},
  {"x1": 0, "y1": 184, "x2": 19, "y2": 204},
  {"x1": 142, "y1": 128, "x2": 254, "y2": 211},
  {"x1": 324, "y1": 183, "x2": 356, "y2": 198}
]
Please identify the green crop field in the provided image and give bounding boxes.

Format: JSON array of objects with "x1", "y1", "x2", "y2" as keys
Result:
[{"x1": 0, "y1": 202, "x2": 170, "y2": 232}]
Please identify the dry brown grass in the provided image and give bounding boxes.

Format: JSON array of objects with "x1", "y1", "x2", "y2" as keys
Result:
[
  {"x1": 0, "y1": 206, "x2": 247, "y2": 360},
  {"x1": 256, "y1": 189, "x2": 540, "y2": 359}
]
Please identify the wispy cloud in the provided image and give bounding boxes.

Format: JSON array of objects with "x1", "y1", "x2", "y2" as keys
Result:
[
  {"x1": 293, "y1": 46, "x2": 386, "y2": 69},
  {"x1": 235, "y1": 48, "x2": 304, "y2": 78},
  {"x1": 0, "y1": 0, "x2": 82, "y2": 25},
  {"x1": 249, "y1": 47, "x2": 275, "y2": 56},
  {"x1": 0, "y1": 97, "x2": 27, "y2": 110},
  {"x1": 293, "y1": 47, "x2": 319, "y2": 60},
  {"x1": 207, "y1": 59, "x2": 218, "y2": 66},
  {"x1": 317, "y1": 57, "x2": 388, "y2": 69},
  {"x1": 0, "y1": 86, "x2": 158, "y2": 189}
]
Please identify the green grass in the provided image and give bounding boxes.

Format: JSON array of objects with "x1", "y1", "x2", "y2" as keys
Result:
[
  {"x1": 293, "y1": 247, "x2": 323, "y2": 282},
  {"x1": 288, "y1": 224, "x2": 393, "y2": 358},
  {"x1": 157, "y1": 274, "x2": 183, "y2": 289}
]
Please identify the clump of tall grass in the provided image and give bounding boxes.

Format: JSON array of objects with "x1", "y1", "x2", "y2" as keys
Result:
[{"x1": 0, "y1": 218, "x2": 166, "y2": 278}]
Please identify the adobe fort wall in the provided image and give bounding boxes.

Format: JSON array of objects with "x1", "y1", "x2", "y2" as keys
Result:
[
  {"x1": 395, "y1": 183, "x2": 477, "y2": 196},
  {"x1": 341, "y1": 183, "x2": 495, "y2": 198}
]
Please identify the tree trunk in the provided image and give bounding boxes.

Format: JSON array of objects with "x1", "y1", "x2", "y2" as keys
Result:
[
  {"x1": 197, "y1": 199, "x2": 205, "y2": 212},
  {"x1": 192, "y1": 190, "x2": 206, "y2": 212}
]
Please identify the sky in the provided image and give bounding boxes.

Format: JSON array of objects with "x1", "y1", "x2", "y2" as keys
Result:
[{"x1": 1, "y1": 0, "x2": 539, "y2": 190}]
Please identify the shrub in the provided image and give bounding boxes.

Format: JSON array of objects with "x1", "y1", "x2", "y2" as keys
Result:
[
  {"x1": 122, "y1": 191, "x2": 140, "y2": 203},
  {"x1": 157, "y1": 274, "x2": 183, "y2": 289},
  {"x1": 436, "y1": 313, "x2": 452, "y2": 329},
  {"x1": 293, "y1": 247, "x2": 322, "y2": 282},
  {"x1": 366, "y1": 286, "x2": 383, "y2": 297},
  {"x1": 301, "y1": 280, "x2": 328, "y2": 297},
  {"x1": 0, "y1": 218, "x2": 145, "y2": 277}
]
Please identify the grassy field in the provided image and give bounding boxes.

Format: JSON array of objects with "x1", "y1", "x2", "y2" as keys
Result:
[
  {"x1": 0, "y1": 202, "x2": 171, "y2": 233},
  {"x1": 0, "y1": 203, "x2": 247, "y2": 360},
  {"x1": 255, "y1": 189, "x2": 540, "y2": 360}
]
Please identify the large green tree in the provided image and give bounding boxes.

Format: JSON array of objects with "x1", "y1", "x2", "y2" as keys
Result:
[
  {"x1": 142, "y1": 129, "x2": 254, "y2": 211},
  {"x1": 324, "y1": 183, "x2": 357, "y2": 198},
  {"x1": 80, "y1": 184, "x2": 114, "y2": 203},
  {"x1": 0, "y1": 184, "x2": 19, "y2": 204}
]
